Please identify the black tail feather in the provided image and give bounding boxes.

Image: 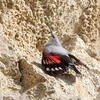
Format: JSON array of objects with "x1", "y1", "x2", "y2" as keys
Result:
[
  {"x1": 69, "y1": 64, "x2": 81, "y2": 74},
  {"x1": 68, "y1": 54, "x2": 89, "y2": 70}
]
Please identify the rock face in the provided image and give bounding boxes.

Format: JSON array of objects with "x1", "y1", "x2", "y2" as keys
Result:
[{"x1": 0, "y1": 0, "x2": 100, "y2": 100}]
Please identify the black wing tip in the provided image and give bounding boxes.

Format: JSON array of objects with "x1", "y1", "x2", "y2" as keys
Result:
[
  {"x1": 69, "y1": 64, "x2": 81, "y2": 75},
  {"x1": 82, "y1": 63, "x2": 89, "y2": 70},
  {"x1": 68, "y1": 54, "x2": 89, "y2": 70}
]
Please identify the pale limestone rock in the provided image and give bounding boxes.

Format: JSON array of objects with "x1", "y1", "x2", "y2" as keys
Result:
[
  {"x1": 0, "y1": 0, "x2": 100, "y2": 100},
  {"x1": 0, "y1": 36, "x2": 21, "y2": 81},
  {"x1": 18, "y1": 59, "x2": 46, "y2": 90},
  {"x1": 96, "y1": 93, "x2": 100, "y2": 100}
]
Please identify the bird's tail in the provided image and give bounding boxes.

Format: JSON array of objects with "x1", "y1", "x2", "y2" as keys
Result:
[
  {"x1": 69, "y1": 64, "x2": 81, "y2": 74},
  {"x1": 68, "y1": 54, "x2": 89, "y2": 70}
]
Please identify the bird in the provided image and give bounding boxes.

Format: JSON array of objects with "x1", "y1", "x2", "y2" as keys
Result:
[{"x1": 42, "y1": 24, "x2": 89, "y2": 76}]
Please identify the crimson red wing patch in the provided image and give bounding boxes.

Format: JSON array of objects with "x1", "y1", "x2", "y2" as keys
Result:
[
  {"x1": 42, "y1": 52, "x2": 61, "y2": 65},
  {"x1": 42, "y1": 52, "x2": 66, "y2": 75},
  {"x1": 49, "y1": 56, "x2": 61, "y2": 64}
]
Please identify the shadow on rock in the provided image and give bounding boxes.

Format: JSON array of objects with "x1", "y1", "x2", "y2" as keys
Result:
[
  {"x1": 31, "y1": 61, "x2": 42, "y2": 68},
  {"x1": 56, "y1": 74, "x2": 76, "y2": 85},
  {"x1": 32, "y1": 61, "x2": 76, "y2": 85},
  {"x1": 31, "y1": 61, "x2": 44, "y2": 70}
]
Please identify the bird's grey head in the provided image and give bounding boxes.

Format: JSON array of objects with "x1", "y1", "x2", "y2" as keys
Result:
[{"x1": 45, "y1": 25, "x2": 62, "y2": 47}]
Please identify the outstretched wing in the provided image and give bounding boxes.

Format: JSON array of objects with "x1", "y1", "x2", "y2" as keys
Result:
[{"x1": 42, "y1": 51, "x2": 81, "y2": 75}]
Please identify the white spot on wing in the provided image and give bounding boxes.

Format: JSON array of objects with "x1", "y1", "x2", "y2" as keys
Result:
[
  {"x1": 55, "y1": 67, "x2": 59, "y2": 71},
  {"x1": 51, "y1": 68, "x2": 55, "y2": 71},
  {"x1": 59, "y1": 67, "x2": 63, "y2": 70},
  {"x1": 46, "y1": 67, "x2": 50, "y2": 71}
]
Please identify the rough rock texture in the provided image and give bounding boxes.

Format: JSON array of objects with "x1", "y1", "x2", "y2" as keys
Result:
[{"x1": 0, "y1": 0, "x2": 100, "y2": 100}]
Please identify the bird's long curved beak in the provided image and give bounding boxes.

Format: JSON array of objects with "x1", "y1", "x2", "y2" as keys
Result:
[{"x1": 46, "y1": 24, "x2": 55, "y2": 38}]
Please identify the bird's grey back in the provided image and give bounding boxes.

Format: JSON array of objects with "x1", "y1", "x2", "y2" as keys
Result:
[{"x1": 44, "y1": 45, "x2": 69, "y2": 56}]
